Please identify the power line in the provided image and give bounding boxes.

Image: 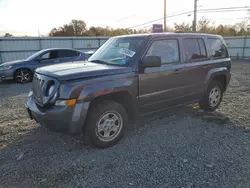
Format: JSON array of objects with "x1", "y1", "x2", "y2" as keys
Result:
[
  {"x1": 136, "y1": 15, "x2": 250, "y2": 30},
  {"x1": 115, "y1": 14, "x2": 136, "y2": 22},
  {"x1": 217, "y1": 17, "x2": 250, "y2": 21},
  {"x1": 199, "y1": 9, "x2": 250, "y2": 13},
  {"x1": 128, "y1": 6, "x2": 250, "y2": 29},
  {"x1": 128, "y1": 10, "x2": 193, "y2": 28},
  {"x1": 130, "y1": 7, "x2": 250, "y2": 28},
  {"x1": 130, "y1": 10, "x2": 249, "y2": 29},
  {"x1": 198, "y1": 6, "x2": 250, "y2": 11},
  {"x1": 135, "y1": 16, "x2": 250, "y2": 30}
]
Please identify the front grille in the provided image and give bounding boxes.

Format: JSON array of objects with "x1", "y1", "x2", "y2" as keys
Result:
[
  {"x1": 32, "y1": 73, "x2": 59, "y2": 106},
  {"x1": 32, "y1": 74, "x2": 44, "y2": 105}
]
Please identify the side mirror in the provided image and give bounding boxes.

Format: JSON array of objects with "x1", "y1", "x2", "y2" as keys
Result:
[{"x1": 141, "y1": 56, "x2": 161, "y2": 67}]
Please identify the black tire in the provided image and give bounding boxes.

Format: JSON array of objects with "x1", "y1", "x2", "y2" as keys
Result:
[
  {"x1": 86, "y1": 100, "x2": 128, "y2": 148},
  {"x1": 199, "y1": 80, "x2": 224, "y2": 111},
  {"x1": 14, "y1": 69, "x2": 32, "y2": 83}
]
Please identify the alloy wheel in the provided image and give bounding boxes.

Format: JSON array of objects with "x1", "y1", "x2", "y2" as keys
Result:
[
  {"x1": 16, "y1": 70, "x2": 31, "y2": 83},
  {"x1": 208, "y1": 86, "x2": 221, "y2": 107},
  {"x1": 96, "y1": 111, "x2": 123, "y2": 142}
]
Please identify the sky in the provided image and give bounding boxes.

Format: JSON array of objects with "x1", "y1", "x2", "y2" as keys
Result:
[{"x1": 0, "y1": 0, "x2": 249, "y2": 36}]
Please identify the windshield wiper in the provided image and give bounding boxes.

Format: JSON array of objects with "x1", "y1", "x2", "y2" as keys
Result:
[
  {"x1": 90, "y1": 59, "x2": 124, "y2": 66},
  {"x1": 90, "y1": 59, "x2": 109, "y2": 65}
]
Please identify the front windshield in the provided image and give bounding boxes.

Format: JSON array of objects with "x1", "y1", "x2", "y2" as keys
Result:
[{"x1": 88, "y1": 37, "x2": 145, "y2": 66}]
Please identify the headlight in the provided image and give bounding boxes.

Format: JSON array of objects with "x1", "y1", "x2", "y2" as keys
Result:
[
  {"x1": 45, "y1": 80, "x2": 55, "y2": 96},
  {"x1": 28, "y1": 91, "x2": 33, "y2": 97},
  {"x1": 50, "y1": 91, "x2": 58, "y2": 104},
  {"x1": 0, "y1": 65, "x2": 12, "y2": 70},
  {"x1": 48, "y1": 85, "x2": 55, "y2": 96}
]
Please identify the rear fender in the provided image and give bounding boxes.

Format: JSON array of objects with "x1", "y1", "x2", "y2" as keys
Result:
[{"x1": 205, "y1": 67, "x2": 230, "y2": 89}]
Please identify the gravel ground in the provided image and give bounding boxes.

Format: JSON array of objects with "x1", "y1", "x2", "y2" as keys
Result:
[{"x1": 0, "y1": 60, "x2": 250, "y2": 188}]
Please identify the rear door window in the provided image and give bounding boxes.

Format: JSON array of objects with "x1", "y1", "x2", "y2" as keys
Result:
[
  {"x1": 183, "y1": 38, "x2": 207, "y2": 61},
  {"x1": 208, "y1": 38, "x2": 227, "y2": 58},
  {"x1": 58, "y1": 50, "x2": 79, "y2": 58},
  {"x1": 49, "y1": 51, "x2": 59, "y2": 59}
]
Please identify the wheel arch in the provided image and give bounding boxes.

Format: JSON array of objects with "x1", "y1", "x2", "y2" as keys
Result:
[
  {"x1": 211, "y1": 75, "x2": 227, "y2": 91},
  {"x1": 14, "y1": 67, "x2": 33, "y2": 83},
  {"x1": 14, "y1": 67, "x2": 33, "y2": 76},
  {"x1": 206, "y1": 68, "x2": 230, "y2": 92},
  {"x1": 87, "y1": 91, "x2": 136, "y2": 123}
]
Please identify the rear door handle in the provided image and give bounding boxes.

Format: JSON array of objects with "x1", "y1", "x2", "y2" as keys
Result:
[
  {"x1": 203, "y1": 65, "x2": 210, "y2": 68},
  {"x1": 173, "y1": 69, "x2": 181, "y2": 74}
]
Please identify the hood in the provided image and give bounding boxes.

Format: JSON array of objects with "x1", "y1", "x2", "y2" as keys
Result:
[
  {"x1": 35, "y1": 61, "x2": 132, "y2": 81},
  {"x1": 1, "y1": 59, "x2": 26, "y2": 66}
]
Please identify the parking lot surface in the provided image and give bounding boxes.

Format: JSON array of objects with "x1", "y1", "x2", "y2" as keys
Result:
[{"x1": 0, "y1": 60, "x2": 250, "y2": 188}]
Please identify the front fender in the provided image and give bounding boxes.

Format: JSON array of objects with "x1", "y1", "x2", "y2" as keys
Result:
[
  {"x1": 78, "y1": 76, "x2": 135, "y2": 102},
  {"x1": 58, "y1": 73, "x2": 137, "y2": 102}
]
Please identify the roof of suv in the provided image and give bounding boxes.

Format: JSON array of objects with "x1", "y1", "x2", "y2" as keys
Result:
[{"x1": 114, "y1": 32, "x2": 222, "y2": 39}]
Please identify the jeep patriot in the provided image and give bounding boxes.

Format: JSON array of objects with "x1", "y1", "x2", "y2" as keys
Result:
[{"x1": 26, "y1": 33, "x2": 231, "y2": 148}]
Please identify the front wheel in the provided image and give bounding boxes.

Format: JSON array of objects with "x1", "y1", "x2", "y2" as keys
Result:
[
  {"x1": 86, "y1": 100, "x2": 128, "y2": 148},
  {"x1": 199, "y1": 80, "x2": 224, "y2": 111},
  {"x1": 14, "y1": 69, "x2": 32, "y2": 83}
]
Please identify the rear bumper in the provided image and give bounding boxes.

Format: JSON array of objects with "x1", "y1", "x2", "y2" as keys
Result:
[{"x1": 26, "y1": 95, "x2": 90, "y2": 135}]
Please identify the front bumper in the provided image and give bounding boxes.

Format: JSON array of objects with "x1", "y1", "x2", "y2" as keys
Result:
[
  {"x1": 0, "y1": 69, "x2": 14, "y2": 82},
  {"x1": 26, "y1": 95, "x2": 90, "y2": 135},
  {"x1": 227, "y1": 72, "x2": 231, "y2": 88}
]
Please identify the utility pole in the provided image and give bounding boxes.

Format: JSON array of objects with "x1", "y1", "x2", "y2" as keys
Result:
[
  {"x1": 164, "y1": 0, "x2": 167, "y2": 32},
  {"x1": 193, "y1": 0, "x2": 198, "y2": 32}
]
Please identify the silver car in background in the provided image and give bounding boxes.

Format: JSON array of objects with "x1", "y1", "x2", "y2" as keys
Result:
[{"x1": 0, "y1": 48, "x2": 89, "y2": 83}]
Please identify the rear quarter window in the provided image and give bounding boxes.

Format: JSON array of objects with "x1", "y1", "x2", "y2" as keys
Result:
[{"x1": 208, "y1": 38, "x2": 228, "y2": 58}]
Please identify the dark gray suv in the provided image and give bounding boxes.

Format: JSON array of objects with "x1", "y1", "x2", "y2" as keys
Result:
[{"x1": 26, "y1": 33, "x2": 231, "y2": 148}]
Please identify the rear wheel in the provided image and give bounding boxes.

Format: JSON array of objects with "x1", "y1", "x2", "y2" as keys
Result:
[
  {"x1": 14, "y1": 69, "x2": 32, "y2": 83},
  {"x1": 86, "y1": 100, "x2": 128, "y2": 148},
  {"x1": 199, "y1": 80, "x2": 223, "y2": 111}
]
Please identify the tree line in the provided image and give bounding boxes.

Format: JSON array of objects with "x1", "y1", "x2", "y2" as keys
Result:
[
  {"x1": 49, "y1": 18, "x2": 250, "y2": 37},
  {"x1": 173, "y1": 17, "x2": 250, "y2": 36},
  {"x1": 4, "y1": 17, "x2": 250, "y2": 37},
  {"x1": 48, "y1": 20, "x2": 150, "y2": 37}
]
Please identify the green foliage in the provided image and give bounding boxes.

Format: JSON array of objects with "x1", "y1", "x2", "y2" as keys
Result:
[
  {"x1": 174, "y1": 17, "x2": 250, "y2": 36},
  {"x1": 49, "y1": 18, "x2": 250, "y2": 37},
  {"x1": 4, "y1": 33, "x2": 13, "y2": 37},
  {"x1": 49, "y1": 20, "x2": 151, "y2": 36},
  {"x1": 174, "y1": 22, "x2": 192, "y2": 32},
  {"x1": 49, "y1": 20, "x2": 87, "y2": 36}
]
